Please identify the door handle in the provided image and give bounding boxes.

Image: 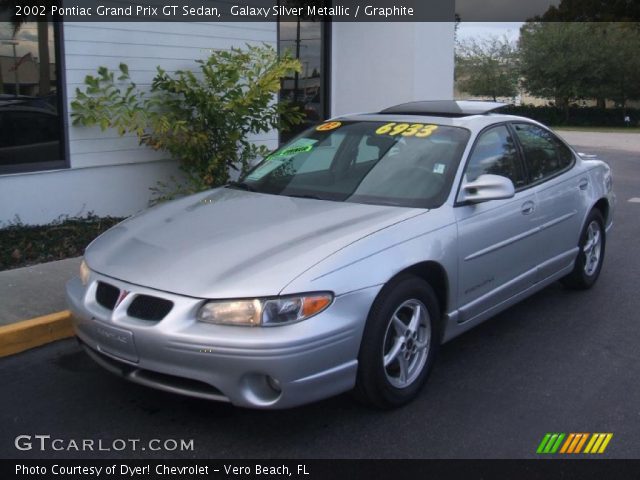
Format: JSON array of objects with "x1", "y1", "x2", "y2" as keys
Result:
[
  {"x1": 521, "y1": 200, "x2": 536, "y2": 215},
  {"x1": 578, "y1": 178, "x2": 589, "y2": 190}
]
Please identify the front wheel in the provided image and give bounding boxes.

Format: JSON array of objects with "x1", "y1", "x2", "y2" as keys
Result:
[
  {"x1": 353, "y1": 275, "x2": 441, "y2": 409},
  {"x1": 562, "y1": 209, "x2": 606, "y2": 289}
]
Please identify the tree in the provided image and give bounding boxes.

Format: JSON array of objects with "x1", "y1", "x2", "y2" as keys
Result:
[
  {"x1": 597, "y1": 23, "x2": 640, "y2": 108},
  {"x1": 537, "y1": 0, "x2": 640, "y2": 22},
  {"x1": 519, "y1": 22, "x2": 607, "y2": 112},
  {"x1": 519, "y1": 22, "x2": 640, "y2": 111},
  {"x1": 71, "y1": 45, "x2": 304, "y2": 199},
  {"x1": 455, "y1": 35, "x2": 519, "y2": 101}
]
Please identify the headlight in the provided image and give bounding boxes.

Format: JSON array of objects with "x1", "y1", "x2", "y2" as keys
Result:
[
  {"x1": 197, "y1": 293, "x2": 333, "y2": 327},
  {"x1": 80, "y1": 259, "x2": 91, "y2": 286}
]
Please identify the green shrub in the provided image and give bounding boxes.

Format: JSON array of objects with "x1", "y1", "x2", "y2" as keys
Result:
[{"x1": 71, "y1": 44, "x2": 304, "y2": 200}]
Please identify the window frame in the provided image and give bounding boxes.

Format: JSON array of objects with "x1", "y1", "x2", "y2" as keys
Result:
[
  {"x1": 276, "y1": 17, "x2": 331, "y2": 145},
  {"x1": 507, "y1": 121, "x2": 576, "y2": 189},
  {"x1": 454, "y1": 121, "x2": 529, "y2": 207},
  {"x1": 0, "y1": 21, "x2": 68, "y2": 176}
]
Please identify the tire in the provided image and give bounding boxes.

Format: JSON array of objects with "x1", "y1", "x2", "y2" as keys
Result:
[
  {"x1": 561, "y1": 209, "x2": 606, "y2": 290},
  {"x1": 353, "y1": 274, "x2": 441, "y2": 409}
]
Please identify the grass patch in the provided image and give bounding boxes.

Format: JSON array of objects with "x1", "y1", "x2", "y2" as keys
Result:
[
  {"x1": 552, "y1": 126, "x2": 640, "y2": 133},
  {"x1": 0, "y1": 215, "x2": 124, "y2": 271}
]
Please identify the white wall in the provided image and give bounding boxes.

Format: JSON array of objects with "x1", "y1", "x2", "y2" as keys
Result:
[
  {"x1": 330, "y1": 23, "x2": 455, "y2": 117},
  {"x1": 0, "y1": 160, "x2": 179, "y2": 225},
  {"x1": 0, "y1": 22, "x2": 278, "y2": 225}
]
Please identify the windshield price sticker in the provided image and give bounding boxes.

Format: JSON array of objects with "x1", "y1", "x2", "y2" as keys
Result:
[
  {"x1": 375, "y1": 123, "x2": 439, "y2": 138},
  {"x1": 274, "y1": 145, "x2": 313, "y2": 156},
  {"x1": 316, "y1": 121, "x2": 342, "y2": 131}
]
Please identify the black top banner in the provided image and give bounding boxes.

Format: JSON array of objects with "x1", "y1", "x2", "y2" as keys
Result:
[
  {"x1": 1, "y1": 0, "x2": 640, "y2": 22},
  {"x1": 3, "y1": 0, "x2": 454, "y2": 22}
]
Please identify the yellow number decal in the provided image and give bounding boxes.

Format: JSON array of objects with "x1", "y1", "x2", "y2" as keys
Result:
[
  {"x1": 316, "y1": 121, "x2": 342, "y2": 131},
  {"x1": 376, "y1": 123, "x2": 439, "y2": 138},
  {"x1": 375, "y1": 123, "x2": 396, "y2": 135},
  {"x1": 389, "y1": 123, "x2": 410, "y2": 136},
  {"x1": 415, "y1": 125, "x2": 438, "y2": 138},
  {"x1": 401, "y1": 124, "x2": 424, "y2": 137}
]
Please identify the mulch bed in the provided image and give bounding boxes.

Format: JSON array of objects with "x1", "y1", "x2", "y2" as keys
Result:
[{"x1": 0, "y1": 215, "x2": 125, "y2": 271}]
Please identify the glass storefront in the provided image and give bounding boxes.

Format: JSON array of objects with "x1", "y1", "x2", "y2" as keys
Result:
[
  {"x1": 279, "y1": 17, "x2": 329, "y2": 142},
  {"x1": 0, "y1": 21, "x2": 65, "y2": 173}
]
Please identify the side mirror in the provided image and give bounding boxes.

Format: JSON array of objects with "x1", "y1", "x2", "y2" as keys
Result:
[{"x1": 458, "y1": 174, "x2": 515, "y2": 204}]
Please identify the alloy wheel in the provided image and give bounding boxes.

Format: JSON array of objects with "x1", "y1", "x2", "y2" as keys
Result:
[
  {"x1": 382, "y1": 299, "x2": 431, "y2": 389},
  {"x1": 583, "y1": 220, "x2": 602, "y2": 276}
]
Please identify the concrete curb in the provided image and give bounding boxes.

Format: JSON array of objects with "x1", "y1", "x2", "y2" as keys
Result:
[{"x1": 0, "y1": 311, "x2": 74, "y2": 357}]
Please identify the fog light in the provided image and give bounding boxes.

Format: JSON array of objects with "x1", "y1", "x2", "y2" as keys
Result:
[
  {"x1": 240, "y1": 373, "x2": 282, "y2": 406},
  {"x1": 266, "y1": 376, "x2": 281, "y2": 393}
]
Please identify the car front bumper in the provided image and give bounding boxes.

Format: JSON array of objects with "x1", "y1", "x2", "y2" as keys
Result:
[{"x1": 66, "y1": 273, "x2": 379, "y2": 409}]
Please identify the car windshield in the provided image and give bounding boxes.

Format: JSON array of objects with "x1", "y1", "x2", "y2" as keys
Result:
[{"x1": 234, "y1": 121, "x2": 470, "y2": 208}]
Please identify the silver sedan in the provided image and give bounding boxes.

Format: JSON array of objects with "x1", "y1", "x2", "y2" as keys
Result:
[{"x1": 66, "y1": 101, "x2": 615, "y2": 409}]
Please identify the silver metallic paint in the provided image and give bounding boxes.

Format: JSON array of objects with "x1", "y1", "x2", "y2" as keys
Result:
[{"x1": 67, "y1": 113, "x2": 615, "y2": 408}]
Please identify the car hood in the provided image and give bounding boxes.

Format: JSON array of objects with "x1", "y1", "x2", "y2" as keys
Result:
[{"x1": 85, "y1": 188, "x2": 425, "y2": 298}]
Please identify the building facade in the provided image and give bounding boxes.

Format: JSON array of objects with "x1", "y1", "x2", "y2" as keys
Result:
[{"x1": 0, "y1": 21, "x2": 454, "y2": 226}]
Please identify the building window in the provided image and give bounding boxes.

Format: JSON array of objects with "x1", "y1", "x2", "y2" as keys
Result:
[
  {"x1": 279, "y1": 17, "x2": 329, "y2": 143},
  {"x1": 0, "y1": 21, "x2": 66, "y2": 174}
]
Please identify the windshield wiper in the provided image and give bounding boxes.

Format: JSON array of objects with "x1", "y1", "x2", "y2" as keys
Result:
[
  {"x1": 286, "y1": 193, "x2": 323, "y2": 200},
  {"x1": 226, "y1": 181, "x2": 256, "y2": 192}
]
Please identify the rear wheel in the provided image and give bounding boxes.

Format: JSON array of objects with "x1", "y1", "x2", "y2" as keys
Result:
[
  {"x1": 562, "y1": 209, "x2": 606, "y2": 289},
  {"x1": 354, "y1": 274, "x2": 441, "y2": 408}
]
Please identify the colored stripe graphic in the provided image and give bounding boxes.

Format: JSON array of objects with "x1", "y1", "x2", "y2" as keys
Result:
[
  {"x1": 567, "y1": 433, "x2": 583, "y2": 453},
  {"x1": 538, "y1": 433, "x2": 613, "y2": 454},
  {"x1": 560, "y1": 434, "x2": 575, "y2": 454},
  {"x1": 536, "y1": 433, "x2": 565, "y2": 454},
  {"x1": 574, "y1": 434, "x2": 589, "y2": 453},
  {"x1": 537, "y1": 434, "x2": 552, "y2": 454},
  {"x1": 550, "y1": 434, "x2": 565, "y2": 453},
  {"x1": 584, "y1": 433, "x2": 614, "y2": 454}
]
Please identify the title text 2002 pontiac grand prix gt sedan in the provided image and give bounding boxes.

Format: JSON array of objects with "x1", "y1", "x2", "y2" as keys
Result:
[{"x1": 67, "y1": 101, "x2": 615, "y2": 409}]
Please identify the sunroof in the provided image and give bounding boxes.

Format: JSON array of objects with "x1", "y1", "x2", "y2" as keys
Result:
[{"x1": 379, "y1": 100, "x2": 509, "y2": 117}]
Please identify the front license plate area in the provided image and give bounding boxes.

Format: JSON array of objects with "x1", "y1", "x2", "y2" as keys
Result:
[{"x1": 92, "y1": 320, "x2": 139, "y2": 363}]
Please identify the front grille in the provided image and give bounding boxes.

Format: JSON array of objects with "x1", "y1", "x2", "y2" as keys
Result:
[
  {"x1": 127, "y1": 295, "x2": 173, "y2": 321},
  {"x1": 96, "y1": 282, "x2": 120, "y2": 310}
]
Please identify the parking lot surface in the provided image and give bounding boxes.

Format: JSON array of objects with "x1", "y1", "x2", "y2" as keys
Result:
[{"x1": 1, "y1": 146, "x2": 639, "y2": 459}]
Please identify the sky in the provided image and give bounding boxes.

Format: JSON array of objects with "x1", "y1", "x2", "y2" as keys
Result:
[
  {"x1": 457, "y1": 22, "x2": 525, "y2": 43},
  {"x1": 0, "y1": 23, "x2": 56, "y2": 60}
]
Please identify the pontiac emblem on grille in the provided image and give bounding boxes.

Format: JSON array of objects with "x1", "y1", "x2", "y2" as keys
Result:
[{"x1": 115, "y1": 290, "x2": 129, "y2": 308}]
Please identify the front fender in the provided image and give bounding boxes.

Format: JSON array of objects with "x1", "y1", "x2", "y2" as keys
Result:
[{"x1": 280, "y1": 209, "x2": 458, "y2": 310}]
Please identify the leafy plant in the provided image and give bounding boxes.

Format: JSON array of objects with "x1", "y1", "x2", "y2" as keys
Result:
[{"x1": 71, "y1": 44, "x2": 304, "y2": 199}]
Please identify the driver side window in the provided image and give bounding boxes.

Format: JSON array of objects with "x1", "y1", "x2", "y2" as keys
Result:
[{"x1": 465, "y1": 125, "x2": 525, "y2": 188}]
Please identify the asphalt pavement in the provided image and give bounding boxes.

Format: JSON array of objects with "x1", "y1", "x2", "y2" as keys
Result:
[{"x1": 1, "y1": 145, "x2": 638, "y2": 460}]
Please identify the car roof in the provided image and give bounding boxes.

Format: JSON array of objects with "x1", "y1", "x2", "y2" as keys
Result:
[
  {"x1": 331, "y1": 100, "x2": 541, "y2": 132},
  {"x1": 332, "y1": 112, "x2": 535, "y2": 131},
  {"x1": 380, "y1": 100, "x2": 506, "y2": 116}
]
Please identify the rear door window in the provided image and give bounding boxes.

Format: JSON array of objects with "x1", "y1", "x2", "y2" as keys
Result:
[{"x1": 512, "y1": 123, "x2": 574, "y2": 183}]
